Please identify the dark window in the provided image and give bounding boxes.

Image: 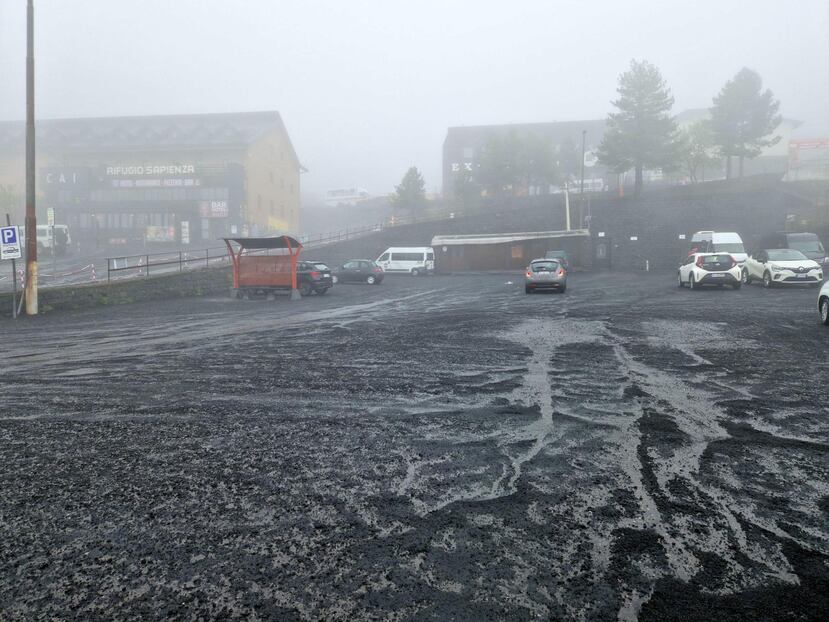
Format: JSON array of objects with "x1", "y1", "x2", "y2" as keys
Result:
[{"x1": 391, "y1": 252, "x2": 424, "y2": 262}]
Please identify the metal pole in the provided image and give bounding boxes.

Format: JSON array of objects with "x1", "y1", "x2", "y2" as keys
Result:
[
  {"x1": 24, "y1": 0, "x2": 37, "y2": 315},
  {"x1": 179, "y1": 250, "x2": 182, "y2": 272},
  {"x1": 7, "y1": 214, "x2": 17, "y2": 319},
  {"x1": 145, "y1": 254, "x2": 149, "y2": 277},
  {"x1": 579, "y1": 130, "x2": 586, "y2": 230}
]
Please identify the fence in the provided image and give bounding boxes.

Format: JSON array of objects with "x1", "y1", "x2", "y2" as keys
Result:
[{"x1": 104, "y1": 209, "x2": 467, "y2": 283}]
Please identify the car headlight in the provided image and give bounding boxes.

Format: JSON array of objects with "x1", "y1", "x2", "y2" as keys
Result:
[{"x1": 770, "y1": 264, "x2": 784, "y2": 271}]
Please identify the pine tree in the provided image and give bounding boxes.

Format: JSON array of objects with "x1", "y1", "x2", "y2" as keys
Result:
[
  {"x1": 709, "y1": 68, "x2": 781, "y2": 178},
  {"x1": 598, "y1": 60, "x2": 678, "y2": 196},
  {"x1": 391, "y1": 167, "x2": 427, "y2": 212}
]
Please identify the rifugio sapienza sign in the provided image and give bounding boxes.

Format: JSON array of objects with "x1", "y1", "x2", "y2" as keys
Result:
[{"x1": 0, "y1": 226, "x2": 22, "y2": 260}]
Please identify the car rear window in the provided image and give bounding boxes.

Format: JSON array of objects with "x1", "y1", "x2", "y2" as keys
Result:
[
  {"x1": 531, "y1": 261, "x2": 560, "y2": 272},
  {"x1": 713, "y1": 243, "x2": 744, "y2": 253},
  {"x1": 701, "y1": 254, "x2": 732, "y2": 265}
]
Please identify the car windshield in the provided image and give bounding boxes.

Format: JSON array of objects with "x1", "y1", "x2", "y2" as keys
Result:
[
  {"x1": 714, "y1": 243, "x2": 744, "y2": 253},
  {"x1": 531, "y1": 261, "x2": 559, "y2": 272},
  {"x1": 789, "y1": 241, "x2": 824, "y2": 254},
  {"x1": 767, "y1": 249, "x2": 807, "y2": 261}
]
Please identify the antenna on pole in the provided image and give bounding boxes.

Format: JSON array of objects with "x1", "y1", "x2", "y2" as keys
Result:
[{"x1": 25, "y1": 0, "x2": 38, "y2": 315}]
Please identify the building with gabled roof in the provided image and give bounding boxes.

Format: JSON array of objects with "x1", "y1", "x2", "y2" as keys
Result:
[{"x1": 0, "y1": 111, "x2": 302, "y2": 250}]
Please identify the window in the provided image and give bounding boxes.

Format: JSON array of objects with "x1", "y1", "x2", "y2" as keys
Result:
[
  {"x1": 379, "y1": 253, "x2": 390, "y2": 261},
  {"x1": 343, "y1": 261, "x2": 359, "y2": 270},
  {"x1": 390, "y1": 252, "x2": 424, "y2": 262}
]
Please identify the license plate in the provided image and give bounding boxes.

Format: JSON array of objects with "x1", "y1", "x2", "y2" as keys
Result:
[
  {"x1": 797, "y1": 274, "x2": 806, "y2": 279},
  {"x1": 323, "y1": 274, "x2": 331, "y2": 278},
  {"x1": 711, "y1": 273, "x2": 724, "y2": 277}
]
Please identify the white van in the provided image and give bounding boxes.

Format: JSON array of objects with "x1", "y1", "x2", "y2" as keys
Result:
[
  {"x1": 19, "y1": 225, "x2": 72, "y2": 255},
  {"x1": 376, "y1": 247, "x2": 434, "y2": 276},
  {"x1": 690, "y1": 231, "x2": 747, "y2": 265}
]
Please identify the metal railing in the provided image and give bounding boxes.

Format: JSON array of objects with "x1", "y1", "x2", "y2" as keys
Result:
[{"x1": 104, "y1": 208, "x2": 467, "y2": 283}]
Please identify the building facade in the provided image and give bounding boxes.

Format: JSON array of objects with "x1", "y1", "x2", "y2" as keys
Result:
[{"x1": 0, "y1": 111, "x2": 301, "y2": 250}]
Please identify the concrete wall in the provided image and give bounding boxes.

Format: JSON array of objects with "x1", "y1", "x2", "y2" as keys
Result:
[{"x1": 0, "y1": 267, "x2": 231, "y2": 315}]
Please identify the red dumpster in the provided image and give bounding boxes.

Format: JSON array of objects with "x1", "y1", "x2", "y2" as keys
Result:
[{"x1": 224, "y1": 236, "x2": 303, "y2": 299}]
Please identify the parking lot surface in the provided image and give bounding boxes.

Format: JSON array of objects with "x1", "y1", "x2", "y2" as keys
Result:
[{"x1": 1, "y1": 272, "x2": 827, "y2": 620}]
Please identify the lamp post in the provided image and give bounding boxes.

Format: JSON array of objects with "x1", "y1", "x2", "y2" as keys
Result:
[
  {"x1": 579, "y1": 130, "x2": 586, "y2": 229},
  {"x1": 24, "y1": 0, "x2": 38, "y2": 315}
]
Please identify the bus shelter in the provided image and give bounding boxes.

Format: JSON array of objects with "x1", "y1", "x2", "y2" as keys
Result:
[{"x1": 223, "y1": 236, "x2": 303, "y2": 300}]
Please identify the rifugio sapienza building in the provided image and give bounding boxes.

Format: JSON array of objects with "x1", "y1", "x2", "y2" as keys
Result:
[{"x1": 0, "y1": 111, "x2": 302, "y2": 250}]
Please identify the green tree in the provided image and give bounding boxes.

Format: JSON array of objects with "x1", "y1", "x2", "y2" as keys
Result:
[
  {"x1": 709, "y1": 68, "x2": 781, "y2": 178},
  {"x1": 678, "y1": 121, "x2": 720, "y2": 183},
  {"x1": 477, "y1": 132, "x2": 523, "y2": 197},
  {"x1": 391, "y1": 166, "x2": 427, "y2": 212},
  {"x1": 598, "y1": 59, "x2": 678, "y2": 196},
  {"x1": 453, "y1": 165, "x2": 481, "y2": 211}
]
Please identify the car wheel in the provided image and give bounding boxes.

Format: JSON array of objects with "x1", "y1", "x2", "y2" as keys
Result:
[
  {"x1": 741, "y1": 269, "x2": 751, "y2": 285},
  {"x1": 820, "y1": 298, "x2": 829, "y2": 325},
  {"x1": 689, "y1": 274, "x2": 697, "y2": 290},
  {"x1": 299, "y1": 282, "x2": 312, "y2": 297},
  {"x1": 366, "y1": 275, "x2": 376, "y2": 285},
  {"x1": 316, "y1": 288, "x2": 328, "y2": 295},
  {"x1": 411, "y1": 268, "x2": 420, "y2": 277},
  {"x1": 763, "y1": 271, "x2": 772, "y2": 288},
  {"x1": 677, "y1": 272, "x2": 684, "y2": 288}
]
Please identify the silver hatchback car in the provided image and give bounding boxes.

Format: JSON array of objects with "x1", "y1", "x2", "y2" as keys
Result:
[{"x1": 525, "y1": 258, "x2": 567, "y2": 294}]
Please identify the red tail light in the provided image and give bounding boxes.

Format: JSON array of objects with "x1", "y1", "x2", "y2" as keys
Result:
[
  {"x1": 696, "y1": 256, "x2": 705, "y2": 268},
  {"x1": 558, "y1": 269, "x2": 566, "y2": 277},
  {"x1": 526, "y1": 271, "x2": 532, "y2": 277},
  {"x1": 373, "y1": 267, "x2": 382, "y2": 273},
  {"x1": 730, "y1": 255, "x2": 737, "y2": 268},
  {"x1": 310, "y1": 270, "x2": 320, "y2": 279}
]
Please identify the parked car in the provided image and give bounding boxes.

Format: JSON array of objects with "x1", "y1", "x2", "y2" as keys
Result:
[
  {"x1": 544, "y1": 250, "x2": 571, "y2": 269},
  {"x1": 818, "y1": 280, "x2": 829, "y2": 325},
  {"x1": 678, "y1": 253, "x2": 742, "y2": 289},
  {"x1": 19, "y1": 224, "x2": 72, "y2": 256},
  {"x1": 333, "y1": 259, "x2": 384, "y2": 284},
  {"x1": 525, "y1": 258, "x2": 567, "y2": 293},
  {"x1": 376, "y1": 247, "x2": 434, "y2": 276},
  {"x1": 296, "y1": 260, "x2": 333, "y2": 296},
  {"x1": 742, "y1": 249, "x2": 823, "y2": 288},
  {"x1": 759, "y1": 232, "x2": 828, "y2": 270},
  {"x1": 689, "y1": 231, "x2": 748, "y2": 265}
]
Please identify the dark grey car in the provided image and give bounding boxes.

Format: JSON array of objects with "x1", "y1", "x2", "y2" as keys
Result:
[{"x1": 525, "y1": 258, "x2": 567, "y2": 293}]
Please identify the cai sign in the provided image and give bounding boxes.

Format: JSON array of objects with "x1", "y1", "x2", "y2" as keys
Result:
[{"x1": 41, "y1": 167, "x2": 90, "y2": 188}]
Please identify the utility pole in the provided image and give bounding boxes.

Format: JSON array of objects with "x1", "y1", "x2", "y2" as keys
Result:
[
  {"x1": 25, "y1": 0, "x2": 38, "y2": 315},
  {"x1": 579, "y1": 130, "x2": 586, "y2": 230}
]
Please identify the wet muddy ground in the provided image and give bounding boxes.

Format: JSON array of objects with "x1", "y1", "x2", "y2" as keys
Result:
[{"x1": 1, "y1": 272, "x2": 827, "y2": 620}]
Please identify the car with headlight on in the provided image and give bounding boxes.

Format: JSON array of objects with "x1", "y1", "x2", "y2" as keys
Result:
[
  {"x1": 525, "y1": 258, "x2": 566, "y2": 293},
  {"x1": 819, "y1": 280, "x2": 829, "y2": 325},
  {"x1": 678, "y1": 253, "x2": 741, "y2": 289},
  {"x1": 742, "y1": 248, "x2": 823, "y2": 288}
]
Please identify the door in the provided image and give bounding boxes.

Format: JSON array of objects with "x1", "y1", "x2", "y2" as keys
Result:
[
  {"x1": 594, "y1": 238, "x2": 611, "y2": 270},
  {"x1": 378, "y1": 252, "x2": 391, "y2": 272},
  {"x1": 341, "y1": 261, "x2": 360, "y2": 282}
]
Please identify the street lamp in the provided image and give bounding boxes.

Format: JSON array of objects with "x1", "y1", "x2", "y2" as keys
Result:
[
  {"x1": 579, "y1": 130, "x2": 586, "y2": 229},
  {"x1": 25, "y1": 0, "x2": 38, "y2": 315}
]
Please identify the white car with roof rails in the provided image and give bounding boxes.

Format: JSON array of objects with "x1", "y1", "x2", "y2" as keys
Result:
[
  {"x1": 678, "y1": 252, "x2": 742, "y2": 290},
  {"x1": 742, "y1": 249, "x2": 823, "y2": 288}
]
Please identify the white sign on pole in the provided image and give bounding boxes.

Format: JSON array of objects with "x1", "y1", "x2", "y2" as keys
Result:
[
  {"x1": 630, "y1": 236, "x2": 639, "y2": 241},
  {"x1": 1, "y1": 226, "x2": 22, "y2": 260},
  {"x1": 47, "y1": 207, "x2": 55, "y2": 226},
  {"x1": 180, "y1": 221, "x2": 190, "y2": 245}
]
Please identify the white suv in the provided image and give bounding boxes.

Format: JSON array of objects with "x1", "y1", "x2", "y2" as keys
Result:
[
  {"x1": 818, "y1": 281, "x2": 829, "y2": 325},
  {"x1": 742, "y1": 249, "x2": 823, "y2": 288},
  {"x1": 678, "y1": 253, "x2": 742, "y2": 290}
]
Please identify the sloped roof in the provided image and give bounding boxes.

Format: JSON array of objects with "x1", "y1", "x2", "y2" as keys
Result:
[
  {"x1": 432, "y1": 230, "x2": 590, "y2": 246},
  {"x1": 0, "y1": 111, "x2": 299, "y2": 162}
]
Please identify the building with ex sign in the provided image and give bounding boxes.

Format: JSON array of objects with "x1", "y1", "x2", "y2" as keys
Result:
[{"x1": 0, "y1": 111, "x2": 301, "y2": 249}]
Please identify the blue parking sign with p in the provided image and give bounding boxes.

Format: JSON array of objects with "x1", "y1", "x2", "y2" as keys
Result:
[
  {"x1": 2, "y1": 227, "x2": 18, "y2": 244},
  {"x1": 1, "y1": 226, "x2": 22, "y2": 260}
]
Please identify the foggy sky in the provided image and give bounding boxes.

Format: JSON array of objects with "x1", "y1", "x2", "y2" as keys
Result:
[{"x1": 1, "y1": 0, "x2": 827, "y2": 197}]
